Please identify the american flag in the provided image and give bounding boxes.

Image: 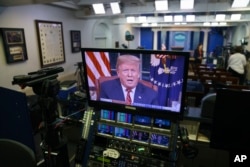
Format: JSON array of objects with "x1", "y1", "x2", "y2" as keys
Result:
[{"x1": 85, "y1": 51, "x2": 111, "y2": 87}]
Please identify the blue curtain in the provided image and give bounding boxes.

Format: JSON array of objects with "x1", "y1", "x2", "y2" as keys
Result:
[
  {"x1": 140, "y1": 28, "x2": 153, "y2": 49},
  {"x1": 208, "y1": 29, "x2": 224, "y2": 56}
]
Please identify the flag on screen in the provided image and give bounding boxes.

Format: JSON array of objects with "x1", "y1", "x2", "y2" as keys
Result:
[
  {"x1": 150, "y1": 44, "x2": 185, "y2": 106},
  {"x1": 85, "y1": 51, "x2": 111, "y2": 87}
]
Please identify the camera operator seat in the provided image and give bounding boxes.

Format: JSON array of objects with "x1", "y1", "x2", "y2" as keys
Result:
[{"x1": 0, "y1": 139, "x2": 36, "y2": 167}]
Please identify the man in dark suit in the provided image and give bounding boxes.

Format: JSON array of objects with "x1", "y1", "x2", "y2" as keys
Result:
[{"x1": 100, "y1": 55, "x2": 158, "y2": 105}]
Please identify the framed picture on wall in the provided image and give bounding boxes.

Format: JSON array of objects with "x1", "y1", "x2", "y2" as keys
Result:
[
  {"x1": 35, "y1": 20, "x2": 65, "y2": 67},
  {"x1": 70, "y1": 30, "x2": 81, "y2": 53},
  {"x1": 1, "y1": 28, "x2": 28, "y2": 64}
]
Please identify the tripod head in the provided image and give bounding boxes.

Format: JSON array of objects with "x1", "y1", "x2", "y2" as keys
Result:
[{"x1": 12, "y1": 67, "x2": 64, "y2": 93}]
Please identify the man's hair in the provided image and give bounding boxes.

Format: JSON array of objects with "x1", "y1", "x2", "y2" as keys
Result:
[{"x1": 116, "y1": 55, "x2": 140, "y2": 70}]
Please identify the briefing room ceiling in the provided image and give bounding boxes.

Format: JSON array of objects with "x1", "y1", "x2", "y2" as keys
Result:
[{"x1": 1, "y1": 0, "x2": 250, "y2": 27}]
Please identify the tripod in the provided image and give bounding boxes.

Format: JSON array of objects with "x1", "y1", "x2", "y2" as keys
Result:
[
  {"x1": 12, "y1": 67, "x2": 71, "y2": 167},
  {"x1": 35, "y1": 78, "x2": 70, "y2": 167}
]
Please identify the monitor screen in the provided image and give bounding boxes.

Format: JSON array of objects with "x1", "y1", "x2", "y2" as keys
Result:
[
  {"x1": 150, "y1": 133, "x2": 169, "y2": 147},
  {"x1": 97, "y1": 123, "x2": 114, "y2": 136},
  {"x1": 114, "y1": 127, "x2": 131, "y2": 140},
  {"x1": 210, "y1": 88, "x2": 250, "y2": 151},
  {"x1": 134, "y1": 115, "x2": 151, "y2": 126},
  {"x1": 153, "y1": 118, "x2": 171, "y2": 129},
  {"x1": 100, "y1": 109, "x2": 115, "y2": 121},
  {"x1": 81, "y1": 48, "x2": 189, "y2": 120},
  {"x1": 117, "y1": 112, "x2": 132, "y2": 124},
  {"x1": 132, "y1": 130, "x2": 149, "y2": 143}
]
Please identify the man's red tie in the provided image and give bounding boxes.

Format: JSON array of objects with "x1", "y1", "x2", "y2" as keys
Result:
[{"x1": 126, "y1": 89, "x2": 132, "y2": 105}]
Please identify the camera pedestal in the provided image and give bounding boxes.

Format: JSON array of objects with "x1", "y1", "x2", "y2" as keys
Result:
[{"x1": 41, "y1": 138, "x2": 69, "y2": 167}]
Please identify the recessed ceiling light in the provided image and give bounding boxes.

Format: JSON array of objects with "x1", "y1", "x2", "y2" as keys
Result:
[
  {"x1": 155, "y1": 0, "x2": 168, "y2": 11},
  {"x1": 232, "y1": 0, "x2": 249, "y2": 8},
  {"x1": 219, "y1": 22, "x2": 227, "y2": 26},
  {"x1": 180, "y1": 0, "x2": 194, "y2": 9},
  {"x1": 174, "y1": 15, "x2": 183, "y2": 22},
  {"x1": 126, "y1": 16, "x2": 135, "y2": 23},
  {"x1": 164, "y1": 15, "x2": 173, "y2": 22},
  {"x1": 142, "y1": 23, "x2": 149, "y2": 27},
  {"x1": 186, "y1": 15, "x2": 195, "y2": 22},
  {"x1": 203, "y1": 22, "x2": 210, "y2": 26},
  {"x1": 92, "y1": 3, "x2": 105, "y2": 14},
  {"x1": 216, "y1": 14, "x2": 226, "y2": 21},
  {"x1": 211, "y1": 22, "x2": 218, "y2": 26},
  {"x1": 231, "y1": 14, "x2": 241, "y2": 20},
  {"x1": 151, "y1": 23, "x2": 158, "y2": 26},
  {"x1": 110, "y1": 2, "x2": 121, "y2": 14},
  {"x1": 139, "y1": 16, "x2": 147, "y2": 22}
]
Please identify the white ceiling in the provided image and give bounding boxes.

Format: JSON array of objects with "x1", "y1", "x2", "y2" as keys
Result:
[{"x1": 1, "y1": 0, "x2": 250, "y2": 27}]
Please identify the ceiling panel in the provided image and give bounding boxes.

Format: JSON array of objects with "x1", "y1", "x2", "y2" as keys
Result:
[{"x1": 0, "y1": 0, "x2": 250, "y2": 27}]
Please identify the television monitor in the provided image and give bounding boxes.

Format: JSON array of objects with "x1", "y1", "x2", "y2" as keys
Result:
[
  {"x1": 153, "y1": 118, "x2": 171, "y2": 129},
  {"x1": 210, "y1": 88, "x2": 250, "y2": 151},
  {"x1": 81, "y1": 48, "x2": 189, "y2": 120},
  {"x1": 150, "y1": 133, "x2": 169, "y2": 147},
  {"x1": 100, "y1": 109, "x2": 115, "y2": 121},
  {"x1": 117, "y1": 112, "x2": 132, "y2": 124},
  {"x1": 134, "y1": 115, "x2": 151, "y2": 126},
  {"x1": 114, "y1": 127, "x2": 131, "y2": 140},
  {"x1": 132, "y1": 130, "x2": 149, "y2": 143},
  {"x1": 97, "y1": 123, "x2": 114, "y2": 136}
]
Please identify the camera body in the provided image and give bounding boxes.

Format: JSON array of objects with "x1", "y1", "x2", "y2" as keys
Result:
[{"x1": 12, "y1": 67, "x2": 64, "y2": 88}]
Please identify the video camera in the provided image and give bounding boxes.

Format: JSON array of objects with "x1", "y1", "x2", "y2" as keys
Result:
[
  {"x1": 12, "y1": 67, "x2": 64, "y2": 88},
  {"x1": 12, "y1": 67, "x2": 64, "y2": 96}
]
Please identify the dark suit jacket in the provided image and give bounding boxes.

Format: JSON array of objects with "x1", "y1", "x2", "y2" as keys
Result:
[{"x1": 100, "y1": 78, "x2": 158, "y2": 105}]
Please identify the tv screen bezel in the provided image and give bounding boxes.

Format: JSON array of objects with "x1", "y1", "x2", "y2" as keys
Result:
[{"x1": 81, "y1": 48, "x2": 190, "y2": 121}]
